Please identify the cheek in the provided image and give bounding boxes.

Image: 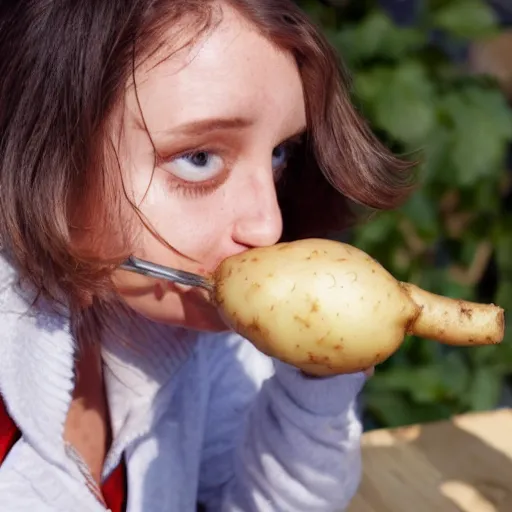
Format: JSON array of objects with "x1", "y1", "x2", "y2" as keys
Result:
[
  {"x1": 132, "y1": 173, "x2": 230, "y2": 267},
  {"x1": 113, "y1": 166, "x2": 236, "y2": 330}
]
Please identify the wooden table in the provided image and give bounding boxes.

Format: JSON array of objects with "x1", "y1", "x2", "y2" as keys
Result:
[{"x1": 348, "y1": 409, "x2": 512, "y2": 512}]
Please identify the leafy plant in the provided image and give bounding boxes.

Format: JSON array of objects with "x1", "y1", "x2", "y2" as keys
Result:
[{"x1": 300, "y1": 0, "x2": 512, "y2": 428}]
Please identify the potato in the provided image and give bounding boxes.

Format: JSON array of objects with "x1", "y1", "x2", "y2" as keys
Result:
[{"x1": 210, "y1": 239, "x2": 505, "y2": 376}]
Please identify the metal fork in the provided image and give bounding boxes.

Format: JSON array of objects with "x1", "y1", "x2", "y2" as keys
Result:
[{"x1": 119, "y1": 256, "x2": 214, "y2": 292}]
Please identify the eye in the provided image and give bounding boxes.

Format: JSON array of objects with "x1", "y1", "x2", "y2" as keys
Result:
[
  {"x1": 272, "y1": 143, "x2": 291, "y2": 171},
  {"x1": 163, "y1": 150, "x2": 224, "y2": 183}
]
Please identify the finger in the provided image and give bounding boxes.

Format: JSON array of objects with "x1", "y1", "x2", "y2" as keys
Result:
[{"x1": 364, "y1": 366, "x2": 375, "y2": 377}]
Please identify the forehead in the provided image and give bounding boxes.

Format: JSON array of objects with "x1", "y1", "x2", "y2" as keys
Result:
[{"x1": 126, "y1": 4, "x2": 306, "y2": 136}]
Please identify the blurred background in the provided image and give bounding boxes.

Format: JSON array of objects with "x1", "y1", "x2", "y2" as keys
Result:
[{"x1": 298, "y1": 0, "x2": 512, "y2": 431}]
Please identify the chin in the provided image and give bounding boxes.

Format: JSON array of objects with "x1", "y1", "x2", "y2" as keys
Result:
[
  {"x1": 115, "y1": 274, "x2": 235, "y2": 333},
  {"x1": 124, "y1": 290, "x2": 232, "y2": 333}
]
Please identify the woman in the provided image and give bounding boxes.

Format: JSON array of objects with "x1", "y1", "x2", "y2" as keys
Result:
[{"x1": 0, "y1": 0, "x2": 413, "y2": 511}]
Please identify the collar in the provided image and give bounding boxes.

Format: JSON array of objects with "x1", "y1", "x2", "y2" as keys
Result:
[
  {"x1": 0, "y1": 252, "x2": 198, "y2": 475},
  {"x1": 0, "y1": 253, "x2": 75, "y2": 471}
]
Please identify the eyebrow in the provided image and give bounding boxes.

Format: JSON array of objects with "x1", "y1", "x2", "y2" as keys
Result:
[{"x1": 164, "y1": 116, "x2": 255, "y2": 137}]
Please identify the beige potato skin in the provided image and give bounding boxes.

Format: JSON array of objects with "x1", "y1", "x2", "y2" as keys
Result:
[
  {"x1": 402, "y1": 283, "x2": 504, "y2": 346},
  {"x1": 212, "y1": 239, "x2": 420, "y2": 375},
  {"x1": 211, "y1": 239, "x2": 505, "y2": 376}
]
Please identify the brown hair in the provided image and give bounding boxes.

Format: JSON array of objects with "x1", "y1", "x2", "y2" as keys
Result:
[{"x1": 0, "y1": 0, "x2": 414, "y2": 324}]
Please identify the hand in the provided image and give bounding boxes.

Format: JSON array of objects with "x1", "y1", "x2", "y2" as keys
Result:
[{"x1": 364, "y1": 366, "x2": 375, "y2": 377}]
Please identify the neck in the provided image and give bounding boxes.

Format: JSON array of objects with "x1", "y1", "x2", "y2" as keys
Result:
[{"x1": 64, "y1": 339, "x2": 111, "y2": 486}]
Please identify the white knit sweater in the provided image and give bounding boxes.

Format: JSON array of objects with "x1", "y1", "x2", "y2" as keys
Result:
[{"x1": 0, "y1": 253, "x2": 367, "y2": 512}]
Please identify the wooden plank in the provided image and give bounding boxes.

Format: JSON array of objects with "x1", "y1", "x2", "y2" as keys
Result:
[{"x1": 348, "y1": 409, "x2": 512, "y2": 512}]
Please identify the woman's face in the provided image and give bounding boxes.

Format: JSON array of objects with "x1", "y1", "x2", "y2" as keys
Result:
[{"x1": 111, "y1": 4, "x2": 307, "y2": 331}]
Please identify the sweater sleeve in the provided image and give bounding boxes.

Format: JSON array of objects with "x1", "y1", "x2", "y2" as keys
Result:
[{"x1": 197, "y1": 332, "x2": 367, "y2": 512}]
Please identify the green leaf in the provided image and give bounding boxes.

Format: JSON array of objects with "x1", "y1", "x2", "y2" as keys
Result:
[
  {"x1": 410, "y1": 366, "x2": 445, "y2": 403},
  {"x1": 433, "y1": 1, "x2": 499, "y2": 39},
  {"x1": 364, "y1": 391, "x2": 418, "y2": 427},
  {"x1": 467, "y1": 366, "x2": 502, "y2": 410},
  {"x1": 400, "y1": 191, "x2": 438, "y2": 237},
  {"x1": 495, "y1": 232, "x2": 512, "y2": 276},
  {"x1": 439, "y1": 351, "x2": 470, "y2": 397},
  {"x1": 296, "y1": 0, "x2": 337, "y2": 28},
  {"x1": 365, "y1": 390, "x2": 454, "y2": 427},
  {"x1": 382, "y1": 26, "x2": 426, "y2": 60},
  {"x1": 495, "y1": 282, "x2": 512, "y2": 314},
  {"x1": 438, "y1": 275, "x2": 475, "y2": 302},
  {"x1": 373, "y1": 61, "x2": 436, "y2": 144},
  {"x1": 353, "y1": 67, "x2": 392, "y2": 108},
  {"x1": 334, "y1": 11, "x2": 392, "y2": 63},
  {"x1": 354, "y1": 212, "x2": 397, "y2": 247},
  {"x1": 423, "y1": 125, "x2": 458, "y2": 184},
  {"x1": 369, "y1": 365, "x2": 448, "y2": 404},
  {"x1": 474, "y1": 179, "x2": 502, "y2": 213},
  {"x1": 441, "y1": 87, "x2": 512, "y2": 185},
  {"x1": 368, "y1": 367, "x2": 419, "y2": 393},
  {"x1": 334, "y1": 11, "x2": 426, "y2": 63}
]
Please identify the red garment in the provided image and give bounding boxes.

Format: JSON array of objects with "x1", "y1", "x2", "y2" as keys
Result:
[{"x1": 0, "y1": 396, "x2": 127, "y2": 511}]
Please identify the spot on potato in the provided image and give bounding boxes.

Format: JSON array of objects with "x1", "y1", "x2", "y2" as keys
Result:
[
  {"x1": 247, "y1": 317, "x2": 262, "y2": 334},
  {"x1": 307, "y1": 352, "x2": 319, "y2": 364},
  {"x1": 316, "y1": 332, "x2": 330, "y2": 345},
  {"x1": 459, "y1": 304, "x2": 473, "y2": 319},
  {"x1": 294, "y1": 315, "x2": 311, "y2": 329},
  {"x1": 310, "y1": 300, "x2": 320, "y2": 313}
]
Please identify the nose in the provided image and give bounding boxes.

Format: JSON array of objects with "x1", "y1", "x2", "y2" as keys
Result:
[{"x1": 231, "y1": 172, "x2": 283, "y2": 249}]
